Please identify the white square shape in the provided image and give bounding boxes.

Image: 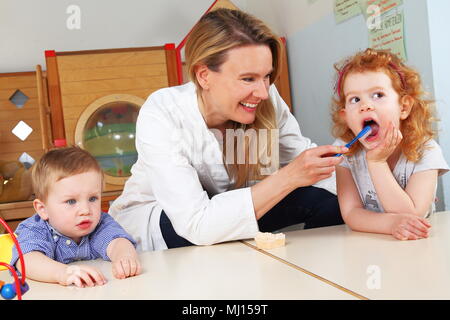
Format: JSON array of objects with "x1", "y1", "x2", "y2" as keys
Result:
[{"x1": 12, "y1": 120, "x2": 33, "y2": 141}]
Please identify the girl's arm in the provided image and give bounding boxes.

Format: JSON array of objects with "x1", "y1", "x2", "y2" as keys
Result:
[
  {"x1": 17, "y1": 251, "x2": 106, "y2": 287},
  {"x1": 366, "y1": 123, "x2": 438, "y2": 216},
  {"x1": 336, "y1": 166, "x2": 430, "y2": 239},
  {"x1": 368, "y1": 162, "x2": 438, "y2": 216},
  {"x1": 337, "y1": 166, "x2": 393, "y2": 234}
]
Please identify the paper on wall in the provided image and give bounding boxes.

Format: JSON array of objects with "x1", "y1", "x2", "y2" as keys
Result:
[
  {"x1": 334, "y1": 0, "x2": 362, "y2": 23},
  {"x1": 360, "y1": 0, "x2": 403, "y2": 18},
  {"x1": 368, "y1": 10, "x2": 407, "y2": 62}
]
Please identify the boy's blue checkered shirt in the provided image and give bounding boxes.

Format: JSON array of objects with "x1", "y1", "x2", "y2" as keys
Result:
[{"x1": 10, "y1": 212, "x2": 136, "y2": 267}]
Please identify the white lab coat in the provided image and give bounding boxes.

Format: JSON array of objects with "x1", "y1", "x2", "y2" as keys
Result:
[{"x1": 109, "y1": 82, "x2": 335, "y2": 251}]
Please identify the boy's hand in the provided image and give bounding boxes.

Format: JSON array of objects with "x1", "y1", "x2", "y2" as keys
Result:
[
  {"x1": 107, "y1": 238, "x2": 142, "y2": 279},
  {"x1": 390, "y1": 213, "x2": 431, "y2": 241},
  {"x1": 112, "y1": 254, "x2": 141, "y2": 279},
  {"x1": 60, "y1": 265, "x2": 107, "y2": 288}
]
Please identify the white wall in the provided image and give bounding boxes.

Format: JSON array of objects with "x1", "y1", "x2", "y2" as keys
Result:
[
  {"x1": 252, "y1": 0, "x2": 434, "y2": 144},
  {"x1": 245, "y1": 0, "x2": 333, "y2": 36},
  {"x1": 0, "y1": 0, "x2": 247, "y2": 72},
  {"x1": 428, "y1": 0, "x2": 450, "y2": 210}
]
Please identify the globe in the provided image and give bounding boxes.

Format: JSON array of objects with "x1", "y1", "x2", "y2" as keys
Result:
[{"x1": 81, "y1": 101, "x2": 139, "y2": 178}]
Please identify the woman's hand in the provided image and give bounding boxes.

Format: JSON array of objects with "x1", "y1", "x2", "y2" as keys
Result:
[
  {"x1": 287, "y1": 145, "x2": 348, "y2": 188},
  {"x1": 251, "y1": 144, "x2": 347, "y2": 220},
  {"x1": 366, "y1": 122, "x2": 402, "y2": 163},
  {"x1": 59, "y1": 264, "x2": 107, "y2": 288},
  {"x1": 390, "y1": 213, "x2": 431, "y2": 240}
]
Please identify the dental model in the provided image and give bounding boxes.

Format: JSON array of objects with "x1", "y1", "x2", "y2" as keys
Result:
[
  {"x1": 254, "y1": 232, "x2": 285, "y2": 250},
  {"x1": 335, "y1": 125, "x2": 372, "y2": 157}
]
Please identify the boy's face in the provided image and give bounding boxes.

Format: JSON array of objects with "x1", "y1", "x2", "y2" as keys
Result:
[
  {"x1": 34, "y1": 170, "x2": 102, "y2": 244},
  {"x1": 340, "y1": 70, "x2": 412, "y2": 149}
]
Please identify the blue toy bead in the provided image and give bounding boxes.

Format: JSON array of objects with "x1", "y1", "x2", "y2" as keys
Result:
[
  {"x1": 1, "y1": 283, "x2": 17, "y2": 300},
  {"x1": 12, "y1": 281, "x2": 29, "y2": 295}
]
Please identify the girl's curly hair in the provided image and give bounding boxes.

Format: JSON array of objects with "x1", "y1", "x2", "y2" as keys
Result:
[{"x1": 331, "y1": 48, "x2": 435, "y2": 161}]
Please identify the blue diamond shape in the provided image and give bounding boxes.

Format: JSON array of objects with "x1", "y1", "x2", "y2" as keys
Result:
[{"x1": 9, "y1": 89, "x2": 29, "y2": 108}]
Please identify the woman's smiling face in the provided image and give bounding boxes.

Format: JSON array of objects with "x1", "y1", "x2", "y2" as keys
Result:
[
  {"x1": 198, "y1": 44, "x2": 273, "y2": 127},
  {"x1": 340, "y1": 70, "x2": 410, "y2": 149}
]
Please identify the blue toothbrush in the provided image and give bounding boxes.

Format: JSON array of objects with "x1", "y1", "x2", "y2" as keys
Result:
[{"x1": 335, "y1": 125, "x2": 372, "y2": 157}]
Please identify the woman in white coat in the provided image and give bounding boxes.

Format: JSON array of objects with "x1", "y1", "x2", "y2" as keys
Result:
[{"x1": 109, "y1": 8, "x2": 348, "y2": 251}]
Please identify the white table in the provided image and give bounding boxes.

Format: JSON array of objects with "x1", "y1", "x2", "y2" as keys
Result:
[
  {"x1": 0, "y1": 241, "x2": 356, "y2": 300},
  {"x1": 243, "y1": 211, "x2": 450, "y2": 299}
]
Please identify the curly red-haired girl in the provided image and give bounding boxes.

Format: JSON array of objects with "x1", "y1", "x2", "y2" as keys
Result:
[{"x1": 331, "y1": 48, "x2": 449, "y2": 241}]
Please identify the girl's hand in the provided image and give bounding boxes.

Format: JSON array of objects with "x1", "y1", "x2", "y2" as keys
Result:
[
  {"x1": 366, "y1": 122, "x2": 402, "y2": 163},
  {"x1": 59, "y1": 265, "x2": 107, "y2": 288},
  {"x1": 390, "y1": 213, "x2": 431, "y2": 240},
  {"x1": 288, "y1": 145, "x2": 348, "y2": 188},
  {"x1": 112, "y1": 254, "x2": 141, "y2": 279}
]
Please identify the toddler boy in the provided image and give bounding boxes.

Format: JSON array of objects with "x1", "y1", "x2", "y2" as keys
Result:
[{"x1": 11, "y1": 146, "x2": 141, "y2": 287}]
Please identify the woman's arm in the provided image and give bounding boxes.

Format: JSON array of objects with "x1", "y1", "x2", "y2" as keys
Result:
[
  {"x1": 134, "y1": 89, "x2": 343, "y2": 245},
  {"x1": 250, "y1": 86, "x2": 348, "y2": 218},
  {"x1": 252, "y1": 145, "x2": 347, "y2": 219}
]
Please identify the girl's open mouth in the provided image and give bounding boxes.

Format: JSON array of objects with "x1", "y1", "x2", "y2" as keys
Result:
[{"x1": 362, "y1": 118, "x2": 380, "y2": 142}]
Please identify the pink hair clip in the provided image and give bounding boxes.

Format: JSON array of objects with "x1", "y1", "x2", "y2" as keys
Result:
[
  {"x1": 334, "y1": 62, "x2": 350, "y2": 99},
  {"x1": 388, "y1": 62, "x2": 407, "y2": 90}
]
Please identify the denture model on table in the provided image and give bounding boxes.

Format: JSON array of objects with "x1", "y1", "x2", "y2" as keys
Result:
[{"x1": 254, "y1": 232, "x2": 286, "y2": 250}]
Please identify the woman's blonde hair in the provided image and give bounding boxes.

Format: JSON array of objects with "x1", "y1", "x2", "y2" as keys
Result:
[
  {"x1": 331, "y1": 48, "x2": 435, "y2": 161},
  {"x1": 32, "y1": 146, "x2": 103, "y2": 201},
  {"x1": 185, "y1": 8, "x2": 284, "y2": 189}
]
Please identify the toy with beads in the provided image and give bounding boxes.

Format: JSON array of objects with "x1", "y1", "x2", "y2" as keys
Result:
[{"x1": 0, "y1": 217, "x2": 28, "y2": 300}]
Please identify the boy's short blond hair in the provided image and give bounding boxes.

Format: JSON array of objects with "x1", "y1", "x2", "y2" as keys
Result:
[{"x1": 32, "y1": 146, "x2": 104, "y2": 201}]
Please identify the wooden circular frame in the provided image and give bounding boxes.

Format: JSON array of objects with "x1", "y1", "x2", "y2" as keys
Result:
[{"x1": 74, "y1": 94, "x2": 145, "y2": 186}]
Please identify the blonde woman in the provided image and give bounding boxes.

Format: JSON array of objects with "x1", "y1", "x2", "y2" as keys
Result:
[{"x1": 109, "y1": 9, "x2": 347, "y2": 251}]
